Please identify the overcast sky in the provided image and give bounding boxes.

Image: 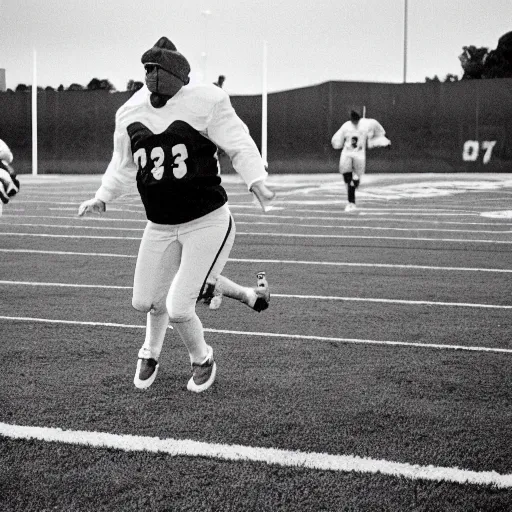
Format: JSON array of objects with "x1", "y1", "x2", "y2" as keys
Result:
[{"x1": 1, "y1": 0, "x2": 511, "y2": 95}]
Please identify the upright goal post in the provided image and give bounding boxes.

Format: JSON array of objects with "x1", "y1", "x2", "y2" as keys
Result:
[{"x1": 32, "y1": 48, "x2": 38, "y2": 175}]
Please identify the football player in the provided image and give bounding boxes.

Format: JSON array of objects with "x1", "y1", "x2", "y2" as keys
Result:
[
  {"x1": 0, "y1": 138, "x2": 21, "y2": 214},
  {"x1": 331, "y1": 110, "x2": 390, "y2": 212},
  {"x1": 78, "y1": 37, "x2": 275, "y2": 393}
]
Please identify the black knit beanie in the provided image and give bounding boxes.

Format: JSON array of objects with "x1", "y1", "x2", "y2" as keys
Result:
[{"x1": 141, "y1": 37, "x2": 190, "y2": 85}]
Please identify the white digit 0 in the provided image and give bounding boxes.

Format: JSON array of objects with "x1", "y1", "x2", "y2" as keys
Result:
[
  {"x1": 462, "y1": 140, "x2": 479, "y2": 162},
  {"x1": 172, "y1": 144, "x2": 188, "y2": 179}
]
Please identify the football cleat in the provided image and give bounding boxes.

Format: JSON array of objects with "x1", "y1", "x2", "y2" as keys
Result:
[
  {"x1": 252, "y1": 272, "x2": 270, "y2": 312},
  {"x1": 134, "y1": 347, "x2": 159, "y2": 389},
  {"x1": 345, "y1": 203, "x2": 358, "y2": 213},
  {"x1": 209, "y1": 293, "x2": 223, "y2": 310},
  {"x1": 187, "y1": 345, "x2": 216, "y2": 393}
]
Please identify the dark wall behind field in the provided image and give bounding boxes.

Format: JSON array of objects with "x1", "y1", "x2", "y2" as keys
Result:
[{"x1": 1, "y1": 79, "x2": 511, "y2": 174}]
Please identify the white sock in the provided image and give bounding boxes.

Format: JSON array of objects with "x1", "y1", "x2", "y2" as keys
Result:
[
  {"x1": 215, "y1": 275, "x2": 253, "y2": 305},
  {"x1": 140, "y1": 311, "x2": 169, "y2": 360},
  {"x1": 171, "y1": 314, "x2": 209, "y2": 364}
]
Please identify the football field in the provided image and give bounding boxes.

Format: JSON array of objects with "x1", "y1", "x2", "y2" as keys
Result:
[{"x1": 1, "y1": 172, "x2": 511, "y2": 511}]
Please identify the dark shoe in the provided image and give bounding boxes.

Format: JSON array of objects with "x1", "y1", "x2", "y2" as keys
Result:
[
  {"x1": 134, "y1": 347, "x2": 159, "y2": 389},
  {"x1": 187, "y1": 345, "x2": 216, "y2": 393}
]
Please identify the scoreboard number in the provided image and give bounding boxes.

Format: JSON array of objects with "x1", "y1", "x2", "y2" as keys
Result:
[{"x1": 462, "y1": 140, "x2": 497, "y2": 164}]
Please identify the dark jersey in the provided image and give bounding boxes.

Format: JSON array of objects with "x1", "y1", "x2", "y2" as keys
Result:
[
  {"x1": 95, "y1": 84, "x2": 267, "y2": 224},
  {"x1": 127, "y1": 120, "x2": 227, "y2": 224}
]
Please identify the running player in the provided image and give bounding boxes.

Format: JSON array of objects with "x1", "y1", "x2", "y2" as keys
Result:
[
  {"x1": 331, "y1": 109, "x2": 390, "y2": 212},
  {"x1": 78, "y1": 37, "x2": 275, "y2": 393}
]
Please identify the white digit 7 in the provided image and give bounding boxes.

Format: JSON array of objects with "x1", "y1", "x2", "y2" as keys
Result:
[
  {"x1": 481, "y1": 141, "x2": 497, "y2": 164},
  {"x1": 172, "y1": 144, "x2": 188, "y2": 179}
]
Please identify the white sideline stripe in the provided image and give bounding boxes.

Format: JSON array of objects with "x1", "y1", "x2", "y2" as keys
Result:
[
  {"x1": 272, "y1": 293, "x2": 512, "y2": 310},
  {"x1": 0, "y1": 248, "x2": 510, "y2": 273},
  {"x1": 2, "y1": 221, "x2": 512, "y2": 235},
  {"x1": 0, "y1": 248, "x2": 135, "y2": 258},
  {"x1": 0, "y1": 231, "x2": 510, "y2": 244},
  {"x1": 1, "y1": 424, "x2": 510, "y2": 489},
  {"x1": 1, "y1": 281, "x2": 510, "y2": 310},
  {"x1": 241, "y1": 232, "x2": 511, "y2": 244},
  {"x1": 5, "y1": 213, "x2": 512, "y2": 227},
  {"x1": 0, "y1": 315, "x2": 511, "y2": 354}
]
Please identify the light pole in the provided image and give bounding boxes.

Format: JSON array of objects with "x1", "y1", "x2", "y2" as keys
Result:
[
  {"x1": 201, "y1": 9, "x2": 212, "y2": 83},
  {"x1": 403, "y1": 0, "x2": 408, "y2": 83}
]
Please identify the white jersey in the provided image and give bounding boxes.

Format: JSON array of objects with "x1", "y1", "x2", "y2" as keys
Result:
[
  {"x1": 331, "y1": 118, "x2": 390, "y2": 154},
  {"x1": 95, "y1": 84, "x2": 267, "y2": 224},
  {"x1": 0, "y1": 138, "x2": 13, "y2": 164}
]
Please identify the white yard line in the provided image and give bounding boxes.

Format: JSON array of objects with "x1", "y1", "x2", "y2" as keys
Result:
[
  {"x1": 0, "y1": 315, "x2": 510, "y2": 354},
  {"x1": 0, "y1": 248, "x2": 510, "y2": 273},
  {"x1": 2, "y1": 221, "x2": 511, "y2": 235},
  {"x1": 5, "y1": 213, "x2": 512, "y2": 227},
  {"x1": 0, "y1": 231, "x2": 510, "y2": 244},
  {"x1": 0, "y1": 422, "x2": 511, "y2": 488},
  {"x1": 0, "y1": 280, "x2": 510, "y2": 310}
]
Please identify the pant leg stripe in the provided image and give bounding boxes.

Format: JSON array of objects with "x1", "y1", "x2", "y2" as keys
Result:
[{"x1": 197, "y1": 215, "x2": 233, "y2": 300}]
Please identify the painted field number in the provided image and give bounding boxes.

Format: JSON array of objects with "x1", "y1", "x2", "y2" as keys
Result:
[{"x1": 462, "y1": 140, "x2": 497, "y2": 164}]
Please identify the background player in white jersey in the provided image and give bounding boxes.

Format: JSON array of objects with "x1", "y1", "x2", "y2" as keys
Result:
[
  {"x1": 331, "y1": 109, "x2": 390, "y2": 212},
  {"x1": 0, "y1": 138, "x2": 21, "y2": 215},
  {"x1": 78, "y1": 37, "x2": 275, "y2": 393}
]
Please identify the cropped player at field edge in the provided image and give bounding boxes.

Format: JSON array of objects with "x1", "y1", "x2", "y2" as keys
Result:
[
  {"x1": 78, "y1": 37, "x2": 275, "y2": 393},
  {"x1": 331, "y1": 109, "x2": 390, "y2": 212},
  {"x1": 0, "y1": 138, "x2": 21, "y2": 214}
]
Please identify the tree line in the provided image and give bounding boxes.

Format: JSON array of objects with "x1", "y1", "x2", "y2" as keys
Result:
[
  {"x1": 4, "y1": 31, "x2": 512, "y2": 91},
  {"x1": 425, "y1": 30, "x2": 512, "y2": 83},
  {"x1": 4, "y1": 78, "x2": 144, "y2": 94}
]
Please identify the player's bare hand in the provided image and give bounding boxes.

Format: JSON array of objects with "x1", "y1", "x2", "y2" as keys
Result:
[
  {"x1": 250, "y1": 180, "x2": 276, "y2": 213},
  {"x1": 78, "y1": 198, "x2": 106, "y2": 216}
]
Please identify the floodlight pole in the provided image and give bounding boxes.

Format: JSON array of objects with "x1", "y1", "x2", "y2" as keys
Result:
[
  {"x1": 261, "y1": 40, "x2": 268, "y2": 166},
  {"x1": 201, "y1": 9, "x2": 212, "y2": 83},
  {"x1": 403, "y1": 0, "x2": 408, "y2": 83},
  {"x1": 32, "y1": 48, "x2": 38, "y2": 175}
]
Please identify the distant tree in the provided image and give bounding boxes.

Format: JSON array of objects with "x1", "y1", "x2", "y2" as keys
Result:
[
  {"x1": 425, "y1": 75, "x2": 441, "y2": 83},
  {"x1": 444, "y1": 73, "x2": 459, "y2": 83},
  {"x1": 68, "y1": 83, "x2": 85, "y2": 91},
  {"x1": 100, "y1": 79, "x2": 115, "y2": 92},
  {"x1": 45, "y1": 85, "x2": 55, "y2": 91},
  {"x1": 87, "y1": 78, "x2": 115, "y2": 91},
  {"x1": 87, "y1": 78, "x2": 102, "y2": 90},
  {"x1": 126, "y1": 79, "x2": 144, "y2": 93},
  {"x1": 483, "y1": 30, "x2": 512, "y2": 78},
  {"x1": 459, "y1": 45, "x2": 489, "y2": 79},
  {"x1": 459, "y1": 31, "x2": 512, "y2": 79},
  {"x1": 15, "y1": 84, "x2": 29, "y2": 92},
  {"x1": 57, "y1": 84, "x2": 65, "y2": 91}
]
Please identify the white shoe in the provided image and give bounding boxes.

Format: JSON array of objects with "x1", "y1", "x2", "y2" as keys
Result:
[
  {"x1": 134, "y1": 346, "x2": 159, "y2": 390},
  {"x1": 187, "y1": 345, "x2": 216, "y2": 393},
  {"x1": 345, "y1": 203, "x2": 357, "y2": 212}
]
